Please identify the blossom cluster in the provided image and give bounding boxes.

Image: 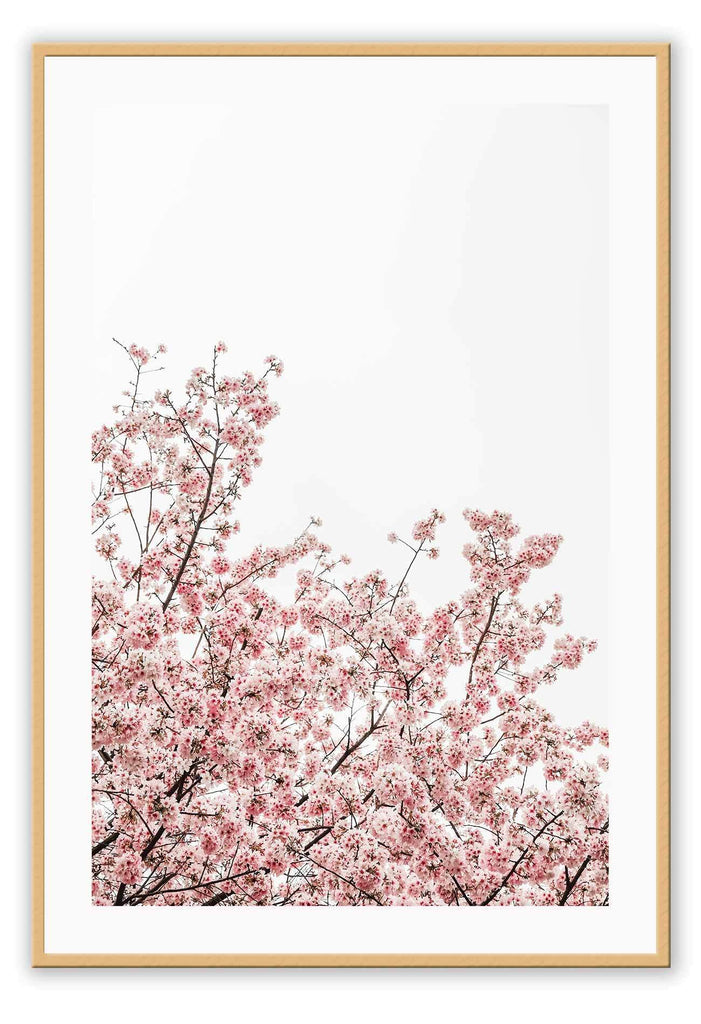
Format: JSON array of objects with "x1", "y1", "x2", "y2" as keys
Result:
[{"x1": 91, "y1": 343, "x2": 608, "y2": 907}]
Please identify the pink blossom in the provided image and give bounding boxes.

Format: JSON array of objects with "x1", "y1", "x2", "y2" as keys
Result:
[{"x1": 91, "y1": 343, "x2": 608, "y2": 908}]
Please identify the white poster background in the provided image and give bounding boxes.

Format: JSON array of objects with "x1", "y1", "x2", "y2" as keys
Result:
[{"x1": 43, "y1": 56, "x2": 657, "y2": 954}]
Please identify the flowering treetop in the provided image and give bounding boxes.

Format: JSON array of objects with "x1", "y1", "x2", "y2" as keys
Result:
[{"x1": 91, "y1": 343, "x2": 608, "y2": 907}]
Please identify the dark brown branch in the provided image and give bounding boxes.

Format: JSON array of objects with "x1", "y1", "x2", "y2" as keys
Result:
[
  {"x1": 92, "y1": 831, "x2": 119, "y2": 857},
  {"x1": 162, "y1": 448, "x2": 219, "y2": 612},
  {"x1": 330, "y1": 701, "x2": 391, "y2": 775},
  {"x1": 558, "y1": 855, "x2": 592, "y2": 905},
  {"x1": 481, "y1": 811, "x2": 563, "y2": 906},
  {"x1": 468, "y1": 594, "x2": 500, "y2": 687},
  {"x1": 303, "y1": 826, "x2": 334, "y2": 851},
  {"x1": 140, "y1": 825, "x2": 165, "y2": 862}
]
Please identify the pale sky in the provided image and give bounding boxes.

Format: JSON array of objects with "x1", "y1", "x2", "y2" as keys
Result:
[{"x1": 87, "y1": 65, "x2": 608, "y2": 725}]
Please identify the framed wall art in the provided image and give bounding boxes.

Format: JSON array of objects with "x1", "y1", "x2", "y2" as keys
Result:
[{"x1": 32, "y1": 43, "x2": 670, "y2": 967}]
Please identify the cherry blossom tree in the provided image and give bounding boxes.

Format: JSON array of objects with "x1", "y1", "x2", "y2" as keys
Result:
[{"x1": 91, "y1": 343, "x2": 609, "y2": 907}]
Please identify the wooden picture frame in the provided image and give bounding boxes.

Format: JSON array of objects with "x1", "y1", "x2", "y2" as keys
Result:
[{"x1": 32, "y1": 43, "x2": 669, "y2": 967}]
